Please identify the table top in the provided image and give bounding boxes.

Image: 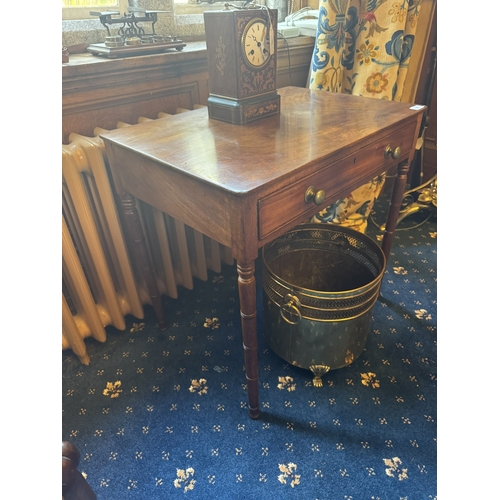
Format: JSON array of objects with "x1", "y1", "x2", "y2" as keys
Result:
[{"x1": 100, "y1": 86, "x2": 425, "y2": 197}]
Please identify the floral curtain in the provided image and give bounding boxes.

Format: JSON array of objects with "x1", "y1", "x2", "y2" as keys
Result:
[{"x1": 309, "y1": 0, "x2": 422, "y2": 233}]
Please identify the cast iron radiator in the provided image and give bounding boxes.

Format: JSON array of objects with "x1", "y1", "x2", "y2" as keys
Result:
[{"x1": 62, "y1": 107, "x2": 234, "y2": 364}]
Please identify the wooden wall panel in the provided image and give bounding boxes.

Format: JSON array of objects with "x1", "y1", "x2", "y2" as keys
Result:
[
  {"x1": 62, "y1": 39, "x2": 314, "y2": 143},
  {"x1": 63, "y1": 82, "x2": 204, "y2": 140}
]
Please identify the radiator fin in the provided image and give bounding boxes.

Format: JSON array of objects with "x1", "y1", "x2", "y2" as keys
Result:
[{"x1": 63, "y1": 106, "x2": 234, "y2": 363}]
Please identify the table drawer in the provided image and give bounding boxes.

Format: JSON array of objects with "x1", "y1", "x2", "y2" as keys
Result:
[{"x1": 258, "y1": 122, "x2": 416, "y2": 240}]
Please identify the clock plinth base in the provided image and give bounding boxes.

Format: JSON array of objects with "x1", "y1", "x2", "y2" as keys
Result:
[{"x1": 208, "y1": 92, "x2": 280, "y2": 125}]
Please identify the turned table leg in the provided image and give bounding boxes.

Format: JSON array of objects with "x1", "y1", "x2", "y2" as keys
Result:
[
  {"x1": 237, "y1": 261, "x2": 260, "y2": 420},
  {"x1": 121, "y1": 193, "x2": 168, "y2": 331},
  {"x1": 381, "y1": 160, "x2": 410, "y2": 262}
]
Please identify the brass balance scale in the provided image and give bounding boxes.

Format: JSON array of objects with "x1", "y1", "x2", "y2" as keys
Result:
[{"x1": 87, "y1": 8, "x2": 186, "y2": 58}]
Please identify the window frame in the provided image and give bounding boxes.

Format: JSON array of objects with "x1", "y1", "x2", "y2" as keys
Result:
[
  {"x1": 173, "y1": 1, "x2": 251, "y2": 16},
  {"x1": 62, "y1": 0, "x2": 129, "y2": 21}
]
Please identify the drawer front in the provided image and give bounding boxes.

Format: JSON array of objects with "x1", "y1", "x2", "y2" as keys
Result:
[{"x1": 258, "y1": 122, "x2": 416, "y2": 240}]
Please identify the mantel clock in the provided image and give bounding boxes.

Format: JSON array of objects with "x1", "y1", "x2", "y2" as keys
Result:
[{"x1": 204, "y1": 7, "x2": 280, "y2": 125}]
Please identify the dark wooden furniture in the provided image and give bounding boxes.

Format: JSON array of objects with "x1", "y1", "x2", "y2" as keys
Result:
[
  {"x1": 101, "y1": 86, "x2": 425, "y2": 419},
  {"x1": 62, "y1": 441, "x2": 96, "y2": 500},
  {"x1": 406, "y1": 0, "x2": 437, "y2": 187}
]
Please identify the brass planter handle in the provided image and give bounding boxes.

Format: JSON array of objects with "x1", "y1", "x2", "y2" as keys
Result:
[{"x1": 280, "y1": 294, "x2": 302, "y2": 325}]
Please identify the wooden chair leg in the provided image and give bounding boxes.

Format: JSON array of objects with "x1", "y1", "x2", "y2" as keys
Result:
[{"x1": 62, "y1": 441, "x2": 97, "y2": 500}]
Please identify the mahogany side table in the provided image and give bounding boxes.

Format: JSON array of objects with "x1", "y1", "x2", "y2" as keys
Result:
[{"x1": 101, "y1": 87, "x2": 425, "y2": 419}]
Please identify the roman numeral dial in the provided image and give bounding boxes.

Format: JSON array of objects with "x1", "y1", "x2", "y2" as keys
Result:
[{"x1": 242, "y1": 19, "x2": 270, "y2": 68}]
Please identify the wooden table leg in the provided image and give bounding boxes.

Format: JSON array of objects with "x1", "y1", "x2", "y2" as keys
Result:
[
  {"x1": 121, "y1": 192, "x2": 168, "y2": 331},
  {"x1": 236, "y1": 261, "x2": 260, "y2": 420},
  {"x1": 381, "y1": 160, "x2": 410, "y2": 262}
]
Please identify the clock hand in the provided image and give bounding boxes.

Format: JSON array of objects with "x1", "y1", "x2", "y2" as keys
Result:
[
  {"x1": 251, "y1": 34, "x2": 263, "y2": 51},
  {"x1": 257, "y1": 30, "x2": 266, "y2": 58}
]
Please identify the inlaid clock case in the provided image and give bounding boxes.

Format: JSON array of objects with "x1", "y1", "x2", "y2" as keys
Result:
[{"x1": 204, "y1": 8, "x2": 280, "y2": 124}]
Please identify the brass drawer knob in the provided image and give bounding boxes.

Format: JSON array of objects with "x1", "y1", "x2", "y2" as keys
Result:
[
  {"x1": 384, "y1": 144, "x2": 401, "y2": 159},
  {"x1": 304, "y1": 186, "x2": 326, "y2": 205}
]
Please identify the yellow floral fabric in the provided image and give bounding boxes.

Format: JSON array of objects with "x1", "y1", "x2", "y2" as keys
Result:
[
  {"x1": 310, "y1": 173, "x2": 386, "y2": 233},
  {"x1": 309, "y1": 0, "x2": 422, "y2": 232}
]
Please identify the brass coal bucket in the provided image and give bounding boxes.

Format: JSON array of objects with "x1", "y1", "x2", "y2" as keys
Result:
[{"x1": 262, "y1": 224, "x2": 386, "y2": 387}]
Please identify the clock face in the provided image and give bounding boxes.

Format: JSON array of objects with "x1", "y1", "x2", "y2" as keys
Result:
[{"x1": 241, "y1": 18, "x2": 271, "y2": 68}]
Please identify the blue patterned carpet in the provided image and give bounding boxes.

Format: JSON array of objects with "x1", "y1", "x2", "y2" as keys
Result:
[{"x1": 62, "y1": 212, "x2": 437, "y2": 499}]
